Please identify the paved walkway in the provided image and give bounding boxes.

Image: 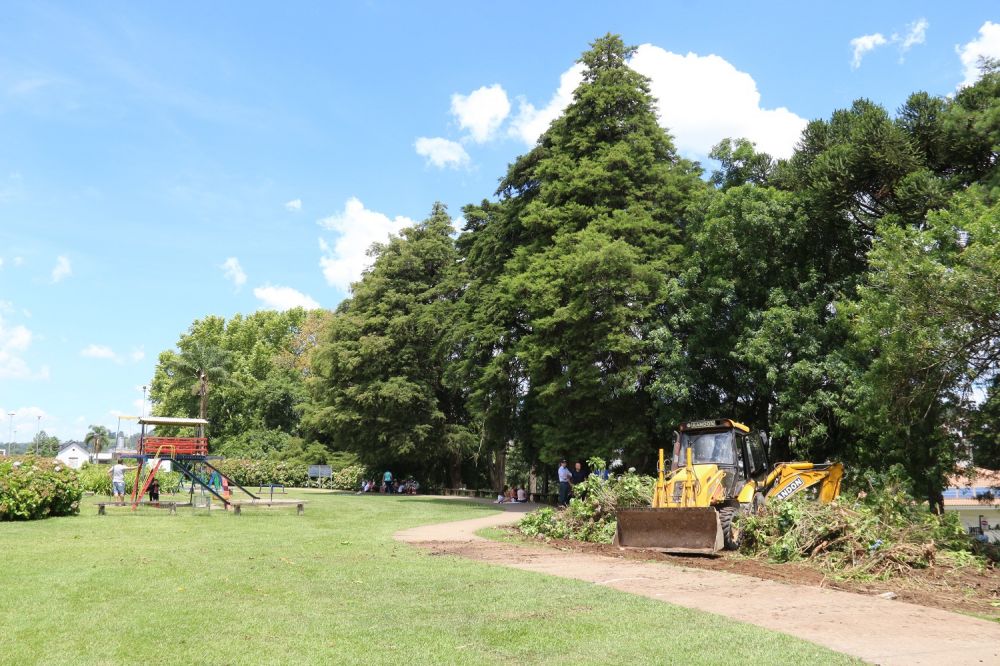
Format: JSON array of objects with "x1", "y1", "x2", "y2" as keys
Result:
[{"x1": 396, "y1": 498, "x2": 1000, "y2": 666}]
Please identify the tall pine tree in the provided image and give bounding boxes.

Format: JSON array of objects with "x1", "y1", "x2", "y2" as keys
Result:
[{"x1": 456, "y1": 34, "x2": 706, "y2": 477}]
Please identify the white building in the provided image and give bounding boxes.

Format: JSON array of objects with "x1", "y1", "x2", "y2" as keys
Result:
[
  {"x1": 55, "y1": 442, "x2": 90, "y2": 470},
  {"x1": 944, "y1": 467, "x2": 1000, "y2": 544}
]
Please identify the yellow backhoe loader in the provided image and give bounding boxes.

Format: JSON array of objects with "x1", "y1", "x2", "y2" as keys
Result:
[{"x1": 615, "y1": 418, "x2": 843, "y2": 553}]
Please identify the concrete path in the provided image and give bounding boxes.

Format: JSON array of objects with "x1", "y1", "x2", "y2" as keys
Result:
[{"x1": 396, "y1": 498, "x2": 1000, "y2": 666}]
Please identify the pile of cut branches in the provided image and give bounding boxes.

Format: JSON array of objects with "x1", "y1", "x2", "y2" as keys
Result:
[
  {"x1": 518, "y1": 457, "x2": 653, "y2": 543},
  {"x1": 739, "y1": 482, "x2": 997, "y2": 579}
]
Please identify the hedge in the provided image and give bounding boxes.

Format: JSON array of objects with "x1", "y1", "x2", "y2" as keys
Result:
[
  {"x1": 0, "y1": 456, "x2": 83, "y2": 520},
  {"x1": 78, "y1": 463, "x2": 182, "y2": 496},
  {"x1": 212, "y1": 459, "x2": 310, "y2": 487}
]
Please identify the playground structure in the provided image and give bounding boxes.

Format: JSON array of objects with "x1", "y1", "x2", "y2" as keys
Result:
[{"x1": 125, "y1": 416, "x2": 259, "y2": 510}]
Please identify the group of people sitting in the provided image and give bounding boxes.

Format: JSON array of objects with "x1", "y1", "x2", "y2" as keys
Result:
[
  {"x1": 357, "y1": 477, "x2": 419, "y2": 494},
  {"x1": 495, "y1": 486, "x2": 529, "y2": 504}
]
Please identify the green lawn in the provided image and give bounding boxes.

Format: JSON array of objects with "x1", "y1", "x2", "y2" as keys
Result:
[{"x1": 0, "y1": 492, "x2": 855, "y2": 665}]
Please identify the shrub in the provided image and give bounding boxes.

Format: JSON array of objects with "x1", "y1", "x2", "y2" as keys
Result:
[
  {"x1": 0, "y1": 456, "x2": 83, "y2": 520},
  {"x1": 212, "y1": 459, "x2": 309, "y2": 487},
  {"x1": 332, "y1": 464, "x2": 367, "y2": 490},
  {"x1": 518, "y1": 458, "x2": 654, "y2": 543},
  {"x1": 78, "y1": 463, "x2": 181, "y2": 496}
]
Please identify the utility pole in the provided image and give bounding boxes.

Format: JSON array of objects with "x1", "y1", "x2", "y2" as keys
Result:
[
  {"x1": 7, "y1": 412, "x2": 13, "y2": 452},
  {"x1": 35, "y1": 415, "x2": 41, "y2": 454}
]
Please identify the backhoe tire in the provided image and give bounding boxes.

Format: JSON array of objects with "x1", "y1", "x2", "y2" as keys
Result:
[{"x1": 719, "y1": 505, "x2": 742, "y2": 551}]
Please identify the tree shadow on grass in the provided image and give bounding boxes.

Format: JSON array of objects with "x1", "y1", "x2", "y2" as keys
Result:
[{"x1": 400, "y1": 497, "x2": 503, "y2": 512}]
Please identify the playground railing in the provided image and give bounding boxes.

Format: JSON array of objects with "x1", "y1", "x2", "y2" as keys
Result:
[{"x1": 142, "y1": 437, "x2": 208, "y2": 456}]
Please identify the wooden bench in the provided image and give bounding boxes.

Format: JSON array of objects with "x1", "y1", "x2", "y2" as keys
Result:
[
  {"x1": 230, "y1": 500, "x2": 306, "y2": 515},
  {"x1": 97, "y1": 501, "x2": 186, "y2": 515}
]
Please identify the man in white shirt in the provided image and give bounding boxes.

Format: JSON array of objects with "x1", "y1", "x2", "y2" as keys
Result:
[{"x1": 109, "y1": 459, "x2": 135, "y2": 503}]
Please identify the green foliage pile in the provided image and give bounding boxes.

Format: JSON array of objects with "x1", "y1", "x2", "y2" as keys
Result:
[
  {"x1": 739, "y1": 481, "x2": 996, "y2": 578},
  {"x1": 212, "y1": 459, "x2": 309, "y2": 487},
  {"x1": 77, "y1": 464, "x2": 181, "y2": 496},
  {"x1": 0, "y1": 456, "x2": 82, "y2": 520},
  {"x1": 331, "y1": 464, "x2": 367, "y2": 490},
  {"x1": 519, "y1": 461, "x2": 654, "y2": 543}
]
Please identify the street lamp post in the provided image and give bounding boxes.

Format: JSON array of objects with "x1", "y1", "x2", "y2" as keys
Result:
[
  {"x1": 35, "y1": 415, "x2": 41, "y2": 454},
  {"x1": 7, "y1": 412, "x2": 13, "y2": 452},
  {"x1": 141, "y1": 386, "x2": 147, "y2": 418}
]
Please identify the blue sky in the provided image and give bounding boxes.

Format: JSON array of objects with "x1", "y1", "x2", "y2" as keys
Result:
[{"x1": 1, "y1": 1, "x2": 998, "y2": 442}]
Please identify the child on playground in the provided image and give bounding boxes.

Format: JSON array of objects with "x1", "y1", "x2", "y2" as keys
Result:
[{"x1": 148, "y1": 477, "x2": 160, "y2": 504}]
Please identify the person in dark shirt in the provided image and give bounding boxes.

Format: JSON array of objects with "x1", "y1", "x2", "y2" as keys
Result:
[
  {"x1": 571, "y1": 461, "x2": 587, "y2": 484},
  {"x1": 148, "y1": 477, "x2": 160, "y2": 504}
]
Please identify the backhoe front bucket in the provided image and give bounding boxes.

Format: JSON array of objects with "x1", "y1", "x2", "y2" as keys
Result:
[{"x1": 615, "y1": 507, "x2": 724, "y2": 554}]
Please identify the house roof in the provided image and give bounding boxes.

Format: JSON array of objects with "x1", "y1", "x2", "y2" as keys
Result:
[
  {"x1": 944, "y1": 466, "x2": 1000, "y2": 505},
  {"x1": 57, "y1": 441, "x2": 89, "y2": 454}
]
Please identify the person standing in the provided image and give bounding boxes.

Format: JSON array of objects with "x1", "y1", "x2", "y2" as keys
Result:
[
  {"x1": 557, "y1": 460, "x2": 572, "y2": 507},
  {"x1": 109, "y1": 459, "x2": 134, "y2": 504},
  {"x1": 571, "y1": 461, "x2": 587, "y2": 484},
  {"x1": 383, "y1": 469, "x2": 393, "y2": 493}
]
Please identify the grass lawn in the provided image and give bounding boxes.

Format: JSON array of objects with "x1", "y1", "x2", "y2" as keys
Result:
[{"x1": 0, "y1": 492, "x2": 856, "y2": 665}]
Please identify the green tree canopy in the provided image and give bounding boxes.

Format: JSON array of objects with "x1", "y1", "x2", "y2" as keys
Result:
[{"x1": 305, "y1": 203, "x2": 474, "y2": 485}]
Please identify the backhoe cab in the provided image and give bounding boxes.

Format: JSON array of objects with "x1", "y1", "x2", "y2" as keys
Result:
[{"x1": 615, "y1": 418, "x2": 843, "y2": 554}]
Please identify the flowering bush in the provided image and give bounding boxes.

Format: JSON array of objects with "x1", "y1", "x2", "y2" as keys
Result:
[
  {"x1": 0, "y1": 456, "x2": 83, "y2": 520},
  {"x1": 332, "y1": 464, "x2": 367, "y2": 490}
]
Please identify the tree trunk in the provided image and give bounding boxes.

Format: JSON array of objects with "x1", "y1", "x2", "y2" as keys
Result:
[
  {"x1": 199, "y1": 373, "x2": 208, "y2": 420},
  {"x1": 927, "y1": 487, "x2": 945, "y2": 515},
  {"x1": 489, "y1": 444, "x2": 507, "y2": 492},
  {"x1": 448, "y1": 452, "x2": 463, "y2": 489}
]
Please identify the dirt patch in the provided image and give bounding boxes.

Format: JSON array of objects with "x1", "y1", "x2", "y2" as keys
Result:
[{"x1": 500, "y1": 529, "x2": 1000, "y2": 621}]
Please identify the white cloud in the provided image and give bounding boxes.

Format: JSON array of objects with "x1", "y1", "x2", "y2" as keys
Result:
[
  {"x1": 50, "y1": 255, "x2": 71, "y2": 283},
  {"x1": 508, "y1": 63, "x2": 585, "y2": 145},
  {"x1": 414, "y1": 137, "x2": 470, "y2": 169},
  {"x1": 957, "y1": 21, "x2": 1000, "y2": 88},
  {"x1": 898, "y1": 18, "x2": 929, "y2": 55},
  {"x1": 630, "y1": 45, "x2": 807, "y2": 158},
  {"x1": 450, "y1": 84, "x2": 511, "y2": 143},
  {"x1": 253, "y1": 285, "x2": 320, "y2": 311},
  {"x1": 79, "y1": 344, "x2": 143, "y2": 365},
  {"x1": 81, "y1": 344, "x2": 118, "y2": 361},
  {"x1": 220, "y1": 257, "x2": 247, "y2": 289},
  {"x1": 285, "y1": 198, "x2": 302, "y2": 212},
  {"x1": 318, "y1": 197, "x2": 415, "y2": 290},
  {"x1": 504, "y1": 49, "x2": 806, "y2": 159},
  {"x1": 850, "y1": 33, "x2": 888, "y2": 69},
  {"x1": 0, "y1": 315, "x2": 46, "y2": 380},
  {"x1": 0, "y1": 258, "x2": 4, "y2": 269},
  {"x1": 13, "y1": 256, "x2": 24, "y2": 267}
]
